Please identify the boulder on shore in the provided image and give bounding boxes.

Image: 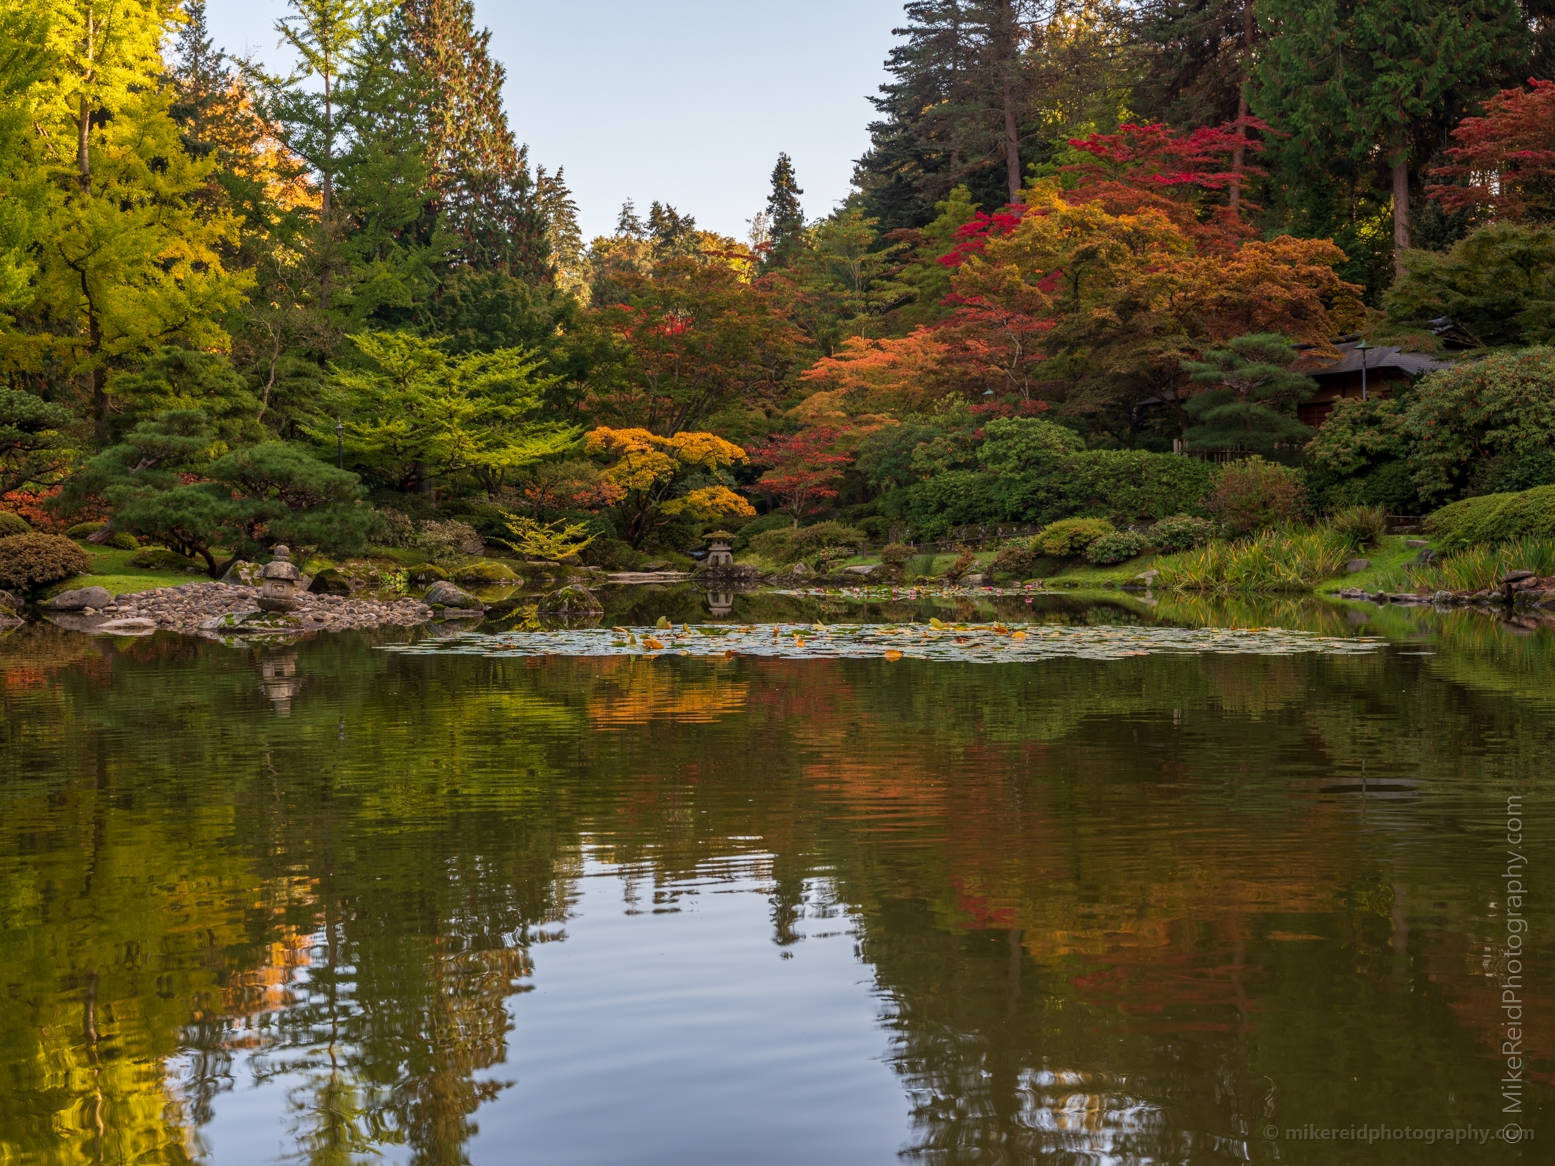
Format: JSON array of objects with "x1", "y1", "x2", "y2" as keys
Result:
[
  {"x1": 424, "y1": 580, "x2": 482, "y2": 609},
  {"x1": 48, "y1": 586, "x2": 112, "y2": 611}
]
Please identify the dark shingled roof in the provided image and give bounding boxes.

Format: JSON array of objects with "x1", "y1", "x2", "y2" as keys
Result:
[{"x1": 1303, "y1": 340, "x2": 1453, "y2": 380}]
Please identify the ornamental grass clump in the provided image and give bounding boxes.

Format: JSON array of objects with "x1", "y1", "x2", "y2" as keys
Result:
[
  {"x1": 0, "y1": 532, "x2": 92, "y2": 595},
  {"x1": 1329, "y1": 505, "x2": 1388, "y2": 549},
  {"x1": 1406, "y1": 538, "x2": 1555, "y2": 593},
  {"x1": 1154, "y1": 528, "x2": 1349, "y2": 594}
]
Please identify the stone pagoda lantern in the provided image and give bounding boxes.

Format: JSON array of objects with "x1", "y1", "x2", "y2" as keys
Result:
[
  {"x1": 704, "y1": 532, "x2": 735, "y2": 568},
  {"x1": 258, "y1": 545, "x2": 302, "y2": 612}
]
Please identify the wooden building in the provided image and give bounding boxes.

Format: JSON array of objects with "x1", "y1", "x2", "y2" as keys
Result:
[{"x1": 1295, "y1": 341, "x2": 1453, "y2": 428}]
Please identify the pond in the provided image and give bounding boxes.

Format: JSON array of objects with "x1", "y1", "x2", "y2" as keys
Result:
[{"x1": 1, "y1": 592, "x2": 1549, "y2": 1164}]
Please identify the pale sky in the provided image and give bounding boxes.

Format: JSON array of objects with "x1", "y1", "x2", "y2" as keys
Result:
[{"x1": 204, "y1": 0, "x2": 903, "y2": 242}]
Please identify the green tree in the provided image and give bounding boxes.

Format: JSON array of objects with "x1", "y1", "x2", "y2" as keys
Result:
[
  {"x1": 1181, "y1": 333, "x2": 1315, "y2": 453},
  {"x1": 20, "y1": 0, "x2": 250, "y2": 437},
  {"x1": 62, "y1": 410, "x2": 378, "y2": 572},
  {"x1": 1254, "y1": 0, "x2": 1528, "y2": 279},
  {"x1": 1385, "y1": 223, "x2": 1555, "y2": 348},
  {"x1": 764, "y1": 152, "x2": 805, "y2": 268},
  {"x1": 0, "y1": 387, "x2": 74, "y2": 493},
  {"x1": 404, "y1": 0, "x2": 549, "y2": 278},
  {"x1": 330, "y1": 331, "x2": 575, "y2": 495}
]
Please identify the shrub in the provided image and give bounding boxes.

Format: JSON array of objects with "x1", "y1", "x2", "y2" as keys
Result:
[
  {"x1": 1033, "y1": 517, "x2": 1114, "y2": 557},
  {"x1": 65, "y1": 520, "x2": 104, "y2": 540},
  {"x1": 1424, "y1": 484, "x2": 1555, "y2": 549},
  {"x1": 1086, "y1": 530, "x2": 1150, "y2": 565},
  {"x1": 409, "y1": 563, "x2": 448, "y2": 583},
  {"x1": 1329, "y1": 505, "x2": 1388, "y2": 549},
  {"x1": 130, "y1": 548, "x2": 201, "y2": 572},
  {"x1": 745, "y1": 521, "x2": 866, "y2": 566},
  {"x1": 372, "y1": 508, "x2": 417, "y2": 547},
  {"x1": 1403, "y1": 348, "x2": 1555, "y2": 502},
  {"x1": 732, "y1": 511, "x2": 794, "y2": 551},
  {"x1": 0, "y1": 512, "x2": 32, "y2": 538},
  {"x1": 943, "y1": 549, "x2": 978, "y2": 581},
  {"x1": 1205, "y1": 456, "x2": 1306, "y2": 534},
  {"x1": 105, "y1": 531, "x2": 139, "y2": 551},
  {"x1": 1149, "y1": 514, "x2": 1219, "y2": 553},
  {"x1": 0, "y1": 533, "x2": 92, "y2": 594},
  {"x1": 991, "y1": 542, "x2": 1035, "y2": 576},
  {"x1": 415, "y1": 519, "x2": 483, "y2": 564},
  {"x1": 878, "y1": 542, "x2": 913, "y2": 566}
]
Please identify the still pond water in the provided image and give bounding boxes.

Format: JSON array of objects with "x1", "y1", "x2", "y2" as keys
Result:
[{"x1": 1, "y1": 589, "x2": 1550, "y2": 1164}]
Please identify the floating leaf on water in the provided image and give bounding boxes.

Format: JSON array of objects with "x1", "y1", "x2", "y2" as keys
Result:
[
  {"x1": 1011, "y1": 631, "x2": 1028, "y2": 640},
  {"x1": 656, "y1": 616, "x2": 672, "y2": 630},
  {"x1": 884, "y1": 649, "x2": 903, "y2": 662},
  {"x1": 643, "y1": 637, "x2": 665, "y2": 651},
  {"x1": 929, "y1": 617, "x2": 946, "y2": 630}
]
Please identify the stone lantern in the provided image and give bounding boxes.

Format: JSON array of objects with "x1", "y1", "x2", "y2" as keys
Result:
[
  {"x1": 258, "y1": 545, "x2": 302, "y2": 612},
  {"x1": 704, "y1": 531, "x2": 735, "y2": 568},
  {"x1": 260, "y1": 651, "x2": 300, "y2": 716}
]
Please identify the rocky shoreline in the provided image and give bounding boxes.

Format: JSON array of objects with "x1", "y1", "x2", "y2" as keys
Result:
[
  {"x1": 1333, "y1": 569, "x2": 1555, "y2": 608},
  {"x1": 37, "y1": 581, "x2": 438, "y2": 637}
]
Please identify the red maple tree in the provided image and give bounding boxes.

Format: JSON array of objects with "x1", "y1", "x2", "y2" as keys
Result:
[
  {"x1": 747, "y1": 428, "x2": 854, "y2": 523},
  {"x1": 1429, "y1": 80, "x2": 1555, "y2": 223}
]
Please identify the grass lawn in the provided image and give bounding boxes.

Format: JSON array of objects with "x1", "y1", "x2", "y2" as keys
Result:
[
  {"x1": 41, "y1": 543, "x2": 212, "y2": 601},
  {"x1": 1313, "y1": 535, "x2": 1427, "y2": 595}
]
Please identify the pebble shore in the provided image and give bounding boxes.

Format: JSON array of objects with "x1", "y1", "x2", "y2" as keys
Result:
[{"x1": 89, "y1": 581, "x2": 434, "y2": 634}]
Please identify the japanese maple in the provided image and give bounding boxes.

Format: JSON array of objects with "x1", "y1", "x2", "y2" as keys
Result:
[
  {"x1": 747, "y1": 429, "x2": 855, "y2": 524},
  {"x1": 1429, "y1": 80, "x2": 1555, "y2": 224}
]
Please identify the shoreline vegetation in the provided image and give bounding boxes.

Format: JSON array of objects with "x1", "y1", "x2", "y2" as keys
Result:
[{"x1": 2, "y1": 3, "x2": 1554, "y2": 637}]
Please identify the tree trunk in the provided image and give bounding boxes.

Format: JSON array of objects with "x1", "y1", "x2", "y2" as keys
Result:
[
  {"x1": 1229, "y1": 2, "x2": 1255, "y2": 212},
  {"x1": 1392, "y1": 159, "x2": 1411, "y2": 277},
  {"x1": 1000, "y1": 1, "x2": 1021, "y2": 201}
]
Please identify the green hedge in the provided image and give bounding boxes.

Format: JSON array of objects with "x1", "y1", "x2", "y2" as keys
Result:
[
  {"x1": 881, "y1": 450, "x2": 1218, "y2": 537},
  {"x1": 1425, "y1": 485, "x2": 1555, "y2": 549}
]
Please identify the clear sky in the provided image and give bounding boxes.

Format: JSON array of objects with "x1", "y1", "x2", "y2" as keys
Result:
[{"x1": 204, "y1": 0, "x2": 904, "y2": 243}]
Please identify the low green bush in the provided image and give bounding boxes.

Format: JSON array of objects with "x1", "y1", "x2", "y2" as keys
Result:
[
  {"x1": 1086, "y1": 530, "x2": 1149, "y2": 565},
  {"x1": 0, "y1": 533, "x2": 91, "y2": 594},
  {"x1": 1148, "y1": 514, "x2": 1219, "y2": 553},
  {"x1": 991, "y1": 542, "x2": 1035, "y2": 576},
  {"x1": 105, "y1": 531, "x2": 140, "y2": 551},
  {"x1": 1329, "y1": 505, "x2": 1388, "y2": 549},
  {"x1": 1425, "y1": 484, "x2": 1555, "y2": 550},
  {"x1": 0, "y1": 512, "x2": 33, "y2": 538},
  {"x1": 65, "y1": 520, "x2": 104, "y2": 540},
  {"x1": 878, "y1": 542, "x2": 912, "y2": 567},
  {"x1": 732, "y1": 511, "x2": 794, "y2": 551},
  {"x1": 415, "y1": 519, "x2": 482, "y2": 564},
  {"x1": 130, "y1": 547, "x2": 201, "y2": 572},
  {"x1": 1205, "y1": 457, "x2": 1307, "y2": 534},
  {"x1": 745, "y1": 521, "x2": 866, "y2": 566},
  {"x1": 1033, "y1": 517, "x2": 1114, "y2": 558}
]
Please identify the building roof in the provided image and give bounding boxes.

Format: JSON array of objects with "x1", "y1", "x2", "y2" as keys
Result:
[{"x1": 1301, "y1": 340, "x2": 1453, "y2": 380}]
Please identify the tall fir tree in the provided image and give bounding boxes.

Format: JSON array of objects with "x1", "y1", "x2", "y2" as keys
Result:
[
  {"x1": 404, "y1": 0, "x2": 549, "y2": 279},
  {"x1": 1254, "y1": 0, "x2": 1528, "y2": 279},
  {"x1": 764, "y1": 153, "x2": 805, "y2": 267}
]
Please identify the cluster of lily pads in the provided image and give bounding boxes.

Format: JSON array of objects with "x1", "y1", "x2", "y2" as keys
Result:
[{"x1": 383, "y1": 617, "x2": 1384, "y2": 663}]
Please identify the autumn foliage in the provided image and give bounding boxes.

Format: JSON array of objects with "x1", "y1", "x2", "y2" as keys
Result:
[{"x1": 1429, "y1": 80, "x2": 1555, "y2": 224}]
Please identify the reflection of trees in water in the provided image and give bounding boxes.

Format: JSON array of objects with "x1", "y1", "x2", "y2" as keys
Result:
[{"x1": 3, "y1": 629, "x2": 1553, "y2": 1163}]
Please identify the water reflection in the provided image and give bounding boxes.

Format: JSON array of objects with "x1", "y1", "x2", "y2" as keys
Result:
[{"x1": 0, "y1": 601, "x2": 1549, "y2": 1164}]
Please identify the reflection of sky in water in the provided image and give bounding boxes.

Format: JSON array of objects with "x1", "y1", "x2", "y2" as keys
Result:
[{"x1": 176, "y1": 852, "x2": 906, "y2": 1166}]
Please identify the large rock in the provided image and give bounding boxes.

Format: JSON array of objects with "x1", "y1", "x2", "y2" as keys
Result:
[
  {"x1": 450, "y1": 559, "x2": 519, "y2": 585},
  {"x1": 48, "y1": 586, "x2": 112, "y2": 611},
  {"x1": 1345, "y1": 558, "x2": 1370, "y2": 574},
  {"x1": 424, "y1": 580, "x2": 482, "y2": 609},
  {"x1": 843, "y1": 564, "x2": 880, "y2": 576},
  {"x1": 1502, "y1": 569, "x2": 1537, "y2": 585},
  {"x1": 309, "y1": 567, "x2": 354, "y2": 596},
  {"x1": 537, "y1": 585, "x2": 603, "y2": 614}
]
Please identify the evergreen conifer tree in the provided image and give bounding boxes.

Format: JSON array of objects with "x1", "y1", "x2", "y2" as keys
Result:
[
  {"x1": 1181, "y1": 333, "x2": 1315, "y2": 453},
  {"x1": 404, "y1": 0, "x2": 549, "y2": 279},
  {"x1": 1254, "y1": 0, "x2": 1527, "y2": 278},
  {"x1": 765, "y1": 152, "x2": 805, "y2": 267}
]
